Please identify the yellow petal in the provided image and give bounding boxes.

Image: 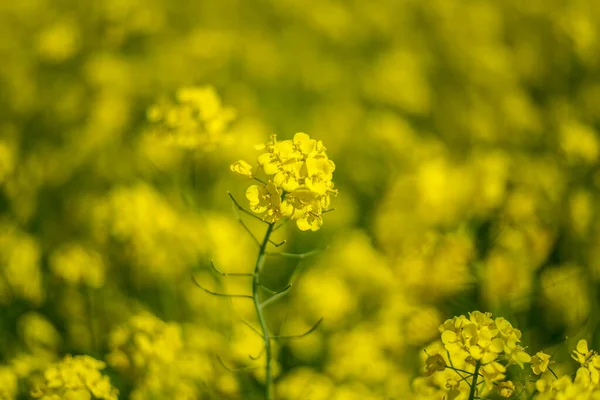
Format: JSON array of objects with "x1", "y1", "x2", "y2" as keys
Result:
[
  {"x1": 577, "y1": 339, "x2": 589, "y2": 355},
  {"x1": 294, "y1": 132, "x2": 316, "y2": 155},
  {"x1": 246, "y1": 185, "x2": 261, "y2": 205}
]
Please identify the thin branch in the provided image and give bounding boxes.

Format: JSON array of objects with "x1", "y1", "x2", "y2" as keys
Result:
[
  {"x1": 279, "y1": 311, "x2": 290, "y2": 336},
  {"x1": 269, "y1": 239, "x2": 286, "y2": 247},
  {"x1": 259, "y1": 283, "x2": 291, "y2": 295},
  {"x1": 191, "y1": 276, "x2": 253, "y2": 299},
  {"x1": 322, "y1": 208, "x2": 336, "y2": 214},
  {"x1": 272, "y1": 218, "x2": 289, "y2": 232},
  {"x1": 228, "y1": 192, "x2": 268, "y2": 224},
  {"x1": 261, "y1": 285, "x2": 292, "y2": 309},
  {"x1": 227, "y1": 195, "x2": 261, "y2": 246},
  {"x1": 446, "y1": 366, "x2": 474, "y2": 377},
  {"x1": 240, "y1": 319, "x2": 264, "y2": 338},
  {"x1": 446, "y1": 349, "x2": 470, "y2": 383},
  {"x1": 265, "y1": 247, "x2": 327, "y2": 259},
  {"x1": 217, "y1": 355, "x2": 260, "y2": 373},
  {"x1": 253, "y1": 177, "x2": 267, "y2": 185},
  {"x1": 249, "y1": 347, "x2": 266, "y2": 360},
  {"x1": 236, "y1": 218, "x2": 261, "y2": 246},
  {"x1": 272, "y1": 318, "x2": 323, "y2": 340},
  {"x1": 209, "y1": 260, "x2": 254, "y2": 277}
]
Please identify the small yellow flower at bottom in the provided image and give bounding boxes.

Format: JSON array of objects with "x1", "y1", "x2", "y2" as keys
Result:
[{"x1": 31, "y1": 355, "x2": 118, "y2": 400}]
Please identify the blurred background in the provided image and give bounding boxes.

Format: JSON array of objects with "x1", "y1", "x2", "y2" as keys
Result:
[{"x1": 1, "y1": 0, "x2": 600, "y2": 398}]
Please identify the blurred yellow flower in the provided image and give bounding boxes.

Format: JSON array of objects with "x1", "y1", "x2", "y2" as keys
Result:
[
  {"x1": 31, "y1": 355, "x2": 118, "y2": 400},
  {"x1": 107, "y1": 312, "x2": 183, "y2": 374},
  {"x1": 147, "y1": 86, "x2": 236, "y2": 150},
  {"x1": 0, "y1": 366, "x2": 17, "y2": 400},
  {"x1": 49, "y1": 243, "x2": 106, "y2": 288}
]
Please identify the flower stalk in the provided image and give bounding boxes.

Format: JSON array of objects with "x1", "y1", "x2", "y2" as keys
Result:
[
  {"x1": 468, "y1": 360, "x2": 481, "y2": 400},
  {"x1": 253, "y1": 222, "x2": 275, "y2": 400}
]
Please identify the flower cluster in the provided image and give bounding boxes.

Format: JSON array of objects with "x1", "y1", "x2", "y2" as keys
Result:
[
  {"x1": 30, "y1": 355, "x2": 118, "y2": 400},
  {"x1": 146, "y1": 86, "x2": 236, "y2": 150},
  {"x1": 417, "y1": 311, "x2": 531, "y2": 399},
  {"x1": 0, "y1": 221, "x2": 44, "y2": 305},
  {"x1": 106, "y1": 312, "x2": 183, "y2": 375},
  {"x1": 49, "y1": 243, "x2": 106, "y2": 288},
  {"x1": 0, "y1": 366, "x2": 17, "y2": 400},
  {"x1": 230, "y1": 133, "x2": 337, "y2": 231},
  {"x1": 534, "y1": 340, "x2": 600, "y2": 399},
  {"x1": 440, "y1": 311, "x2": 531, "y2": 381}
]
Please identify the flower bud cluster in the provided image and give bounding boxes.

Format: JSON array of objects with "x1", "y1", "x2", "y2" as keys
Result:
[
  {"x1": 30, "y1": 355, "x2": 118, "y2": 400},
  {"x1": 230, "y1": 133, "x2": 337, "y2": 231}
]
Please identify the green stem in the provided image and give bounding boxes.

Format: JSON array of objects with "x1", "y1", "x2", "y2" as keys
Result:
[
  {"x1": 468, "y1": 361, "x2": 481, "y2": 400},
  {"x1": 253, "y1": 222, "x2": 275, "y2": 400}
]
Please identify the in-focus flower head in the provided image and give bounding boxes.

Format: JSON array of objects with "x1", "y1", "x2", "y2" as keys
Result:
[{"x1": 231, "y1": 133, "x2": 337, "y2": 231}]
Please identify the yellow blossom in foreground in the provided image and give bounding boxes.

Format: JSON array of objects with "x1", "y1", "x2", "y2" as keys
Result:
[{"x1": 231, "y1": 133, "x2": 337, "y2": 231}]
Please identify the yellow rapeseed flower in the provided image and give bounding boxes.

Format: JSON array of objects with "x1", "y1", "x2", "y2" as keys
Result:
[
  {"x1": 231, "y1": 133, "x2": 337, "y2": 231},
  {"x1": 31, "y1": 355, "x2": 118, "y2": 400},
  {"x1": 531, "y1": 351, "x2": 553, "y2": 375}
]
